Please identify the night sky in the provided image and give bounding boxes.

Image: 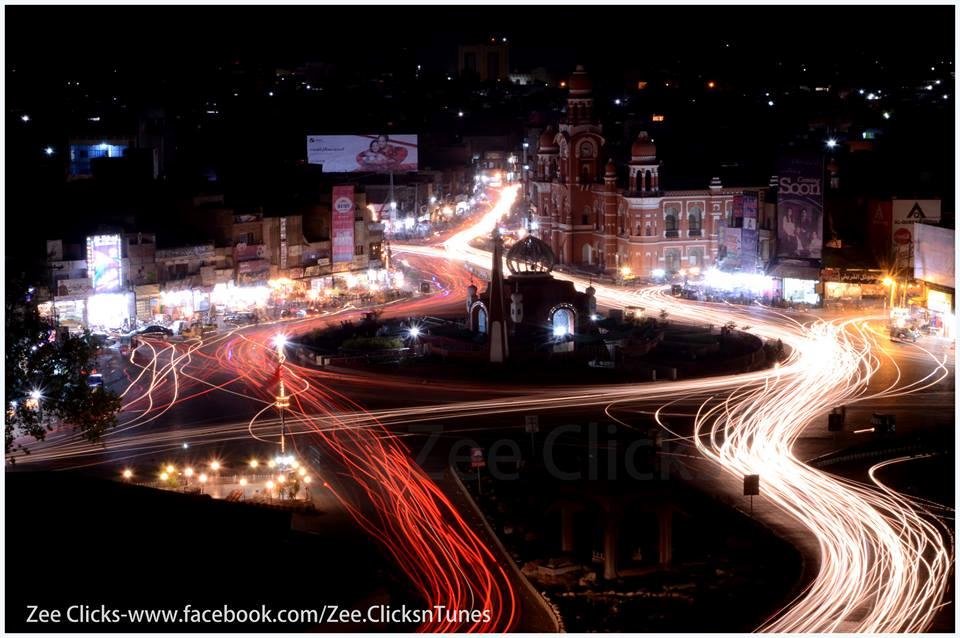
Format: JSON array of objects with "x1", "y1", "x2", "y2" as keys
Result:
[{"x1": 5, "y1": 4, "x2": 956, "y2": 269}]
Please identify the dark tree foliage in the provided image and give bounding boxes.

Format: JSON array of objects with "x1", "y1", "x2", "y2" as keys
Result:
[{"x1": 5, "y1": 278, "x2": 122, "y2": 453}]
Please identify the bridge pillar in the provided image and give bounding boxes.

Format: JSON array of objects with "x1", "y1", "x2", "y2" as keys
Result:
[
  {"x1": 658, "y1": 507, "x2": 673, "y2": 566},
  {"x1": 561, "y1": 505, "x2": 576, "y2": 553},
  {"x1": 603, "y1": 514, "x2": 619, "y2": 579}
]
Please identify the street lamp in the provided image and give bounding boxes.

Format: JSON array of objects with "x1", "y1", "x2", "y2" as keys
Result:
[
  {"x1": 883, "y1": 276, "x2": 897, "y2": 308},
  {"x1": 273, "y1": 334, "x2": 290, "y2": 454},
  {"x1": 122, "y1": 469, "x2": 133, "y2": 480}
]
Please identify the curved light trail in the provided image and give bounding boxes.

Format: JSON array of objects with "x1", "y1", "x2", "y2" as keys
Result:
[{"x1": 11, "y1": 184, "x2": 953, "y2": 632}]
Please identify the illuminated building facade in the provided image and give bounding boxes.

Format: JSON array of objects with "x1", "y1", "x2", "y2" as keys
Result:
[
  {"x1": 530, "y1": 66, "x2": 772, "y2": 278},
  {"x1": 466, "y1": 233, "x2": 596, "y2": 356}
]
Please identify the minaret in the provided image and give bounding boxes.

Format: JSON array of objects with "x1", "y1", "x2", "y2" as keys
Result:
[{"x1": 488, "y1": 227, "x2": 509, "y2": 363}]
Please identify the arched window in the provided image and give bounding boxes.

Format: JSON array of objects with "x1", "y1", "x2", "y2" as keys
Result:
[
  {"x1": 644, "y1": 170, "x2": 652, "y2": 191},
  {"x1": 552, "y1": 307, "x2": 576, "y2": 337},
  {"x1": 582, "y1": 243, "x2": 593, "y2": 265},
  {"x1": 664, "y1": 206, "x2": 679, "y2": 236},
  {"x1": 688, "y1": 207, "x2": 703, "y2": 236},
  {"x1": 475, "y1": 305, "x2": 488, "y2": 334}
]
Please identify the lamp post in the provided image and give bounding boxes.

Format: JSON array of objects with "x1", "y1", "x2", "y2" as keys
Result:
[
  {"x1": 273, "y1": 335, "x2": 289, "y2": 454},
  {"x1": 883, "y1": 277, "x2": 896, "y2": 309}
]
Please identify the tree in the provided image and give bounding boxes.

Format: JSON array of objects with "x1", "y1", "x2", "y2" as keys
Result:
[{"x1": 5, "y1": 278, "x2": 122, "y2": 453}]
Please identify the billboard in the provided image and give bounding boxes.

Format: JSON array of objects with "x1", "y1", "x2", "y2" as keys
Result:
[
  {"x1": 306, "y1": 134, "x2": 419, "y2": 173},
  {"x1": 332, "y1": 185, "x2": 356, "y2": 264},
  {"x1": 86, "y1": 234, "x2": 123, "y2": 293},
  {"x1": 892, "y1": 199, "x2": 941, "y2": 246},
  {"x1": 913, "y1": 223, "x2": 954, "y2": 289},
  {"x1": 776, "y1": 155, "x2": 823, "y2": 259},
  {"x1": 740, "y1": 192, "x2": 759, "y2": 272},
  {"x1": 235, "y1": 243, "x2": 267, "y2": 262}
]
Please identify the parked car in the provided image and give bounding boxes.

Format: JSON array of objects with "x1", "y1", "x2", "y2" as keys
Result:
[
  {"x1": 138, "y1": 325, "x2": 173, "y2": 336},
  {"x1": 889, "y1": 326, "x2": 919, "y2": 343}
]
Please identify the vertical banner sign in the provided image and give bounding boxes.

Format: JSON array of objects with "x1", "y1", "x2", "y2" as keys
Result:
[
  {"x1": 332, "y1": 186, "x2": 355, "y2": 264},
  {"x1": 279, "y1": 217, "x2": 288, "y2": 270},
  {"x1": 724, "y1": 227, "x2": 742, "y2": 268},
  {"x1": 732, "y1": 194, "x2": 744, "y2": 225},
  {"x1": 777, "y1": 154, "x2": 824, "y2": 259},
  {"x1": 741, "y1": 192, "x2": 759, "y2": 272},
  {"x1": 87, "y1": 234, "x2": 123, "y2": 293}
]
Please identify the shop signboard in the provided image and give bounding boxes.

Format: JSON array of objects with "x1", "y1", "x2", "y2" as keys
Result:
[{"x1": 235, "y1": 243, "x2": 267, "y2": 262}]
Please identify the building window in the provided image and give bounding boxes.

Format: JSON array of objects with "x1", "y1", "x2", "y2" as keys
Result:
[
  {"x1": 354, "y1": 244, "x2": 364, "y2": 256},
  {"x1": 688, "y1": 207, "x2": 703, "y2": 236},
  {"x1": 664, "y1": 207, "x2": 679, "y2": 237},
  {"x1": 476, "y1": 306, "x2": 488, "y2": 334}
]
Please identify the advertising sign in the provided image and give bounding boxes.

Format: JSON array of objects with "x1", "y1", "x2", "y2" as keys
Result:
[
  {"x1": 724, "y1": 227, "x2": 742, "y2": 268},
  {"x1": 56, "y1": 278, "x2": 93, "y2": 298},
  {"x1": 892, "y1": 199, "x2": 941, "y2": 246},
  {"x1": 913, "y1": 223, "x2": 954, "y2": 289},
  {"x1": 776, "y1": 155, "x2": 823, "y2": 259},
  {"x1": 332, "y1": 186, "x2": 356, "y2": 264},
  {"x1": 524, "y1": 415, "x2": 540, "y2": 434},
  {"x1": 740, "y1": 192, "x2": 759, "y2": 272},
  {"x1": 306, "y1": 135, "x2": 419, "y2": 173},
  {"x1": 86, "y1": 234, "x2": 123, "y2": 293},
  {"x1": 237, "y1": 259, "x2": 269, "y2": 274},
  {"x1": 235, "y1": 243, "x2": 267, "y2": 262},
  {"x1": 470, "y1": 447, "x2": 486, "y2": 469}
]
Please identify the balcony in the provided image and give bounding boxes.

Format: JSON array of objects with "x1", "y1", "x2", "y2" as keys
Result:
[
  {"x1": 664, "y1": 230, "x2": 679, "y2": 238},
  {"x1": 688, "y1": 229, "x2": 702, "y2": 237}
]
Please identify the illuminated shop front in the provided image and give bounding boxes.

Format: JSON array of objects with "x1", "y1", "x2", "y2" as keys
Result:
[
  {"x1": 160, "y1": 289, "x2": 211, "y2": 320},
  {"x1": 38, "y1": 299, "x2": 86, "y2": 332},
  {"x1": 924, "y1": 288, "x2": 954, "y2": 337},
  {"x1": 782, "y1": 278, "x2": 820, "y2": 305},
  {"x1": 87, "y1": 293, "x2": 134, "y2": 330},
  {"x1": 210, "y1": 282, "x2": 270, "y2": 312},
  {"x1": 824, "y1": 281, "x2": 886, "y2": 301}
]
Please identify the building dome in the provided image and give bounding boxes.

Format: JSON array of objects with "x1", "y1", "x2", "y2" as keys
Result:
[
  {"x1": 506, "y1": 235, "x2": 556, "y2": 275},
  {"x1": 568, "y1": 65, "x2": 592, "y2": 95},
  {"x1": 631, "y1": 131, "x2": 656, "y2": 160},
  {"x1": 604, "y1": 158, "x2": 617, "y2": 178},
  {"x1": 538, "y1": 127, "x2": 558, "y2": 152}
]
